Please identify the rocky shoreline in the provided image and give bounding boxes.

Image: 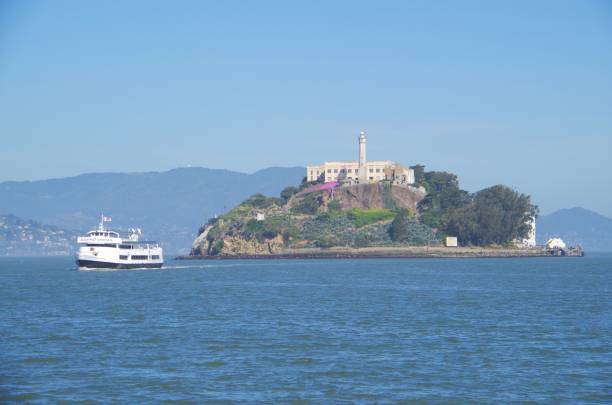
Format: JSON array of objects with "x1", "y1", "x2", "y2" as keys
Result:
[{"x1": 176, "y1": 246, "x2": 560, "y2": 260}]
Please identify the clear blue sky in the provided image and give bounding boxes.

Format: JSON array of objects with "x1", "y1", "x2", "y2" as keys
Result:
[{"x1": 1, "y1": 0, "x2": 611, "y2": 216}]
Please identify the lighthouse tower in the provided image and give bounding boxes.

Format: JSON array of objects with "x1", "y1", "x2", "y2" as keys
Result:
[{"x1": 358, "y1": 131, "x2": 367, "y2": 182}]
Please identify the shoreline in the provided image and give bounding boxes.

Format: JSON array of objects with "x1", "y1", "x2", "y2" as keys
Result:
[{"x1": 175, "y1": 246, "x2": 569, "y2": 260}]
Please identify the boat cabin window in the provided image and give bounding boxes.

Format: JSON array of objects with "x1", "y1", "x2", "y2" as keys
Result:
[
  {"x1": 152, "y1": 255, "x2": 160, "y2": 260},
  {"x1": 131, "y1": 255, "x2": 148, "y2": 260},
  {"x1": 119, "y1": 244, "x2": 133, "y2": 249},
  {"x1": 87, "y1": 231, "x2": 118, "y2": 237}
]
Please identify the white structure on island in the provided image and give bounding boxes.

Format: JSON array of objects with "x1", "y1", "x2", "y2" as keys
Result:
[
  {"x1": 522, "y1": 216, "x2": 537, "y2": 247},
  {"x1": 306, "y1": 131, "x2": 415, "y2": 185},
  {"x1": 515, "y1": 216, "x2": 537, "y2": 248}
]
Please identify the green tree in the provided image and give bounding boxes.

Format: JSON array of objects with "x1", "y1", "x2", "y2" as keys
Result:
[
  {"x1": 446, "y1": 185, "x2": 538, "y2": 246},
  {"x1": 410, "y1": 164, "x2": 426, "y2": 186},
  {"x1": 472, "y1": 185, "x2": 537, "y2": 245},
  {"x1": 418, "y1": 171, "x2": 471, "y2": 229}
]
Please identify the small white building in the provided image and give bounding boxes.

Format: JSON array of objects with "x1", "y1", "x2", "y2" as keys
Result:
[
  {"x1": 255, "y1": 212, "x2": 265, "y2": 221},
  {"x1": 306, "y1": 132, "x2": 415, "y2": 185},
  {"x1": 445, "y1": 236, "x2": 458, "y2": 247}
]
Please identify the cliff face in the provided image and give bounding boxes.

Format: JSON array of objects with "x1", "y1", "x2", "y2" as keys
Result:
[
  {"x1": 190, "y1": 183, "x2": 436, "y2": 257},
  {"x1": 334, "y1": 183, "x2": 426, "y2": 211}
]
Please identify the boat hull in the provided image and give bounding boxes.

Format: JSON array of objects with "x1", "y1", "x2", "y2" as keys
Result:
[{"x1": 77, "y1": 259, "x2": 163, "y2": 269}]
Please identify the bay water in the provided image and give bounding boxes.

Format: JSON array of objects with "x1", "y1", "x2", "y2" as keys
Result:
[{"x1": 1, "y1": 255, "x2": 610, "y2": 403}]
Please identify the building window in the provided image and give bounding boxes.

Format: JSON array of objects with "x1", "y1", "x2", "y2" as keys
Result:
[
  {"x1": 376, "y1": 168, "x2": 381, "y2": 173},
  {"x1": 369, "y1": 168, "x2": 373, "y2": 173},
  {"x1": 334, "y1": 169, "x2": 338, "y2": 173},
  {"x1": 327, "y1": 169, "x2": 331, "y2": 173},
  {"x1": 347, "y1": 169, "x2": 352, "y2": 173},
  {"x1": 369, "y1": 177, "x2": 374, "y2": 180}
]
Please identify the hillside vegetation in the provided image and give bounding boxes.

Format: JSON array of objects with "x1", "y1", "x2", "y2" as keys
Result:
[
  {"x1": 191, "y1": 181, "x2": 436, "y2": 256},
  {"x1": 192, "y1": 166, "x2": 538, "y2": 257},
  {"x1": 412, "y1": 166, "x2": 538, "y2": 246}
]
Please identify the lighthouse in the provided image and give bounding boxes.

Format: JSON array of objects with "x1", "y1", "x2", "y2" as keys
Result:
[{"x1": 358, "y1": 131, "x2": 367, "y2": 182}]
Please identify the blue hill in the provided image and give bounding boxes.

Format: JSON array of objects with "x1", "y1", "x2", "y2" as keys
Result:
[
  {"x1": 537, "y1": 207, "x2": 612, "y2": 252},
  {"x1": 0, "y1": 167, "x2": 305, "y2": 254}
]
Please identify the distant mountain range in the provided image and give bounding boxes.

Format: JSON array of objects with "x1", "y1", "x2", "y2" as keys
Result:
[
  {"x1": 0, "y1": 167, "x2": 305, "y2": 254},
  {"x1": 1, "y1": 168, "x2": 611, "y2": 255},
  {"x1": 537, "y1": 207, "x2": 612, "y2": 252},
  {"x1": 0, "y1": 214, "x2": 76, "y2": 256}
]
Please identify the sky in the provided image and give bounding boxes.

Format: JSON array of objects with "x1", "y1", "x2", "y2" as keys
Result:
[{"x1": 0, "y1": 0, "x2": 611, "y2": 216}]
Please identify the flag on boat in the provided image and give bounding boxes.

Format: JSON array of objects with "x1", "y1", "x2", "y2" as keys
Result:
[{"x1": 103, "y1": 216, "x2": 112, "y2": 222}]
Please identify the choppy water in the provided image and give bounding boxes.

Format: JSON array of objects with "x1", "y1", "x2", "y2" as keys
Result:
[{"x1": 1, "y1": 255, "x2": 611, "y2": 403}]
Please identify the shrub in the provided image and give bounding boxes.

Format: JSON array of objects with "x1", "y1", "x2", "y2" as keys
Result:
[
  {"x1": 209, "y1": 240, "x2": 224, "y2": 255},
  {"x1": 206, "y1": 226, "x2": 220, "y2": 242},
  {"x1": 314, "y1": 238, "x2": 334, "y2": 248},
  {"x1": 327, "y1": 200, "x2": 342, "y2": 212},
  {"x1": 348, "y1": 208, "x2": 396, "y2": 227},
  {"x1": 245, "y1": 219, "x2": 264, "y2": 233},
  {"x1": 280, "y1": 186, "x2": 298, "y2": 204},
  {"x1": 281, "y1": 226, "x2": 301, "y2": 243},
  {"x1": 353, "y1": 233, "x2": 370, "y2": 248},
  {"x1": 292, "y1": 193, "x2": 321, "y2": 215},
  {"x1": 222, "y1": 204, "x2": 252, "y2": 221},
  {"x1": 244, "y1": 193, "x2": 281, "y2": 209},
  {"x1": 389, "y1": 209, "x2": 410, "y2": 242},
  {"x1": 262, "y1": 229, "x2": 278, "y2": 239}
]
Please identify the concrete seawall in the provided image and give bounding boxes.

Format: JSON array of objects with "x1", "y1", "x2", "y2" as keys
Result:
[{"x1": 176, "y1": 246, "x2": 564, "y2": 260}]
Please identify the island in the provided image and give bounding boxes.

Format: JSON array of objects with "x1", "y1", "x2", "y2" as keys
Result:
[{"x1": 181, "y1": 132, "x2": 581, "y2": 259}]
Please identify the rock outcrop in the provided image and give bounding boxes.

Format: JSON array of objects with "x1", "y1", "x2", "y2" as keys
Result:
[
  {"x1": 219, "y1": 234, "x2": 285, "y2": 256},
  {"x1": 334, "y1": 183, "x2": 426, "y2": 211}
]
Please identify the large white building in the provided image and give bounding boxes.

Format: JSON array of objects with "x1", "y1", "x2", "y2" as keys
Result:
[{"x1": 306, "y1": 132, "x2": 415, "y2": 185}]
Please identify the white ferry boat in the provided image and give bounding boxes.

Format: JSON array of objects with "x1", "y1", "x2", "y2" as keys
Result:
[{"x1": 76, "y1": 215, "x2": 163, "y2": 269}]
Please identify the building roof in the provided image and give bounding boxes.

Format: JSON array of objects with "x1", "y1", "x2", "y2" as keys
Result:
[{"x1": 307, "y1": 160, "x2": 396, "y2": 167}]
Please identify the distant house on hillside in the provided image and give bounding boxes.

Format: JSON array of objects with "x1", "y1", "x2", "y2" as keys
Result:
[{"x1": 306, "y1": 132, "x2": 415, "y2": 186}]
